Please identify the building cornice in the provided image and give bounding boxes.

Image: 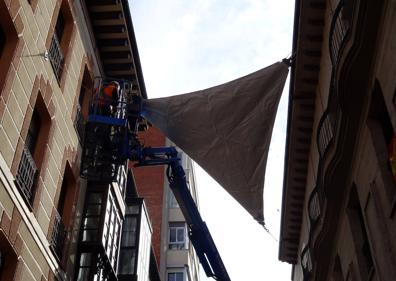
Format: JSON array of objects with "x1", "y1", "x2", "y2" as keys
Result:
[
  {"x1": 279, "y1": 0, "x2": 326, "y2": 264},
  {"x1": 84, "y1": 0, "x2": 147, "y2": 99}
]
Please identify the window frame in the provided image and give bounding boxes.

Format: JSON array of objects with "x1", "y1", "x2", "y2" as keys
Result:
[{"x1": 168, "y1": 222, "x2": 187, "y2": 250}]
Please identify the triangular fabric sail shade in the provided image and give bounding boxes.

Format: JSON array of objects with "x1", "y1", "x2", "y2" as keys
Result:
[{"x1": 142, "y1": 61, "x2": 289, "y2": 223}]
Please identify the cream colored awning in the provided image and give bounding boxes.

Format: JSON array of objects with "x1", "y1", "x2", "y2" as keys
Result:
[{"x1": 142, "y1": 61, "x2": 289, "y2": 223}]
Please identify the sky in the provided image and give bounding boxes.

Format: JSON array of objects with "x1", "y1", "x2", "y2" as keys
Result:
[{"x1": 129, "y1": 1, "x2": 295, "y2": 280}]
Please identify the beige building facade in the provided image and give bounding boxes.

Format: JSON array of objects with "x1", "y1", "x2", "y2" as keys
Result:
[
  {"x1": 0, "y1": 0, "x2": 154, "y2": 280},
  {"x1": 280, "y1": 0, "x2": 396, "y2": 281},
  {"x1": 159, "y1": 141, "x2": 201, "y2": 281}
]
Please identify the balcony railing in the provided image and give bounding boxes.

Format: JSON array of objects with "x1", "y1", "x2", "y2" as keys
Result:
[
  {"x1": 49, "y1": 33, "x2": 65, "y2": 82},
  {"x1": 50, "y1": 211, "x2": 66, "y2": 261},
  {"x1": 301, "y1": 246, "x2": 312, "y2": 280},
  {"x1": 74, "y1": 104, "x2": 85, "y2": 142},
  {"x1": 15, "y1": 147, "x2": 38, "y2": 205},
  {"x1": 308, "y1": 187, "x2": 321, "y2": 225},
  {"x1": 317, "y1": 112, "x2": 334, "y2": 157},
  {"x1": 329, "y1": 0, "x2": 351, "y2": 66}
]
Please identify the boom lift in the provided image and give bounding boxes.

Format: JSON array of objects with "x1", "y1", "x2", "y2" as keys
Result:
[{"x1": 81, "y1": 78, "x2": 231, "y2": 281}]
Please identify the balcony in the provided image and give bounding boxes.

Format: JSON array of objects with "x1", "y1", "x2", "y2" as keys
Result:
[
  {"x1": 15, "y1": 147, "x2": 38, "y2": 205},
  {"x1": 329, "y1": 0, "x2": 351, "y2": 66},
  {"x1": 308, "y1": 187, "x2": 321, "y2": 225},
  {"x1": 74, "y1": 104, "x2": 85, "y2": 142},
  {"x1": 50, "y1": 210, "x2": 66, "y2": 261},
  {"x1": 317, "y1": 111, "x2": 335, "y2": 157},
  {"x1": 48, "y1": 33, "x2": 65, "y2": 82},
  {"x1": 301, "y1": 246, "x2": 312, "y2": 280}
]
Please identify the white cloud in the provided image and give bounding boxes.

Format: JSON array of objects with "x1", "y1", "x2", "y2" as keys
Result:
[{"x1": 130, "y1": 1, "x2": 295, "y2": 280}]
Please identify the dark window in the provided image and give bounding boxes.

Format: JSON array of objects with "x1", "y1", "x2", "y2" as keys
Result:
[
  {"x1": 48, "y1": 0, "x2": 73, "y2": 83},
  {"x1": 118, "y1": 204, "x2": 140, "y2": 275},
  {"x1": 0, "y1": 26, "x2": 5, "y2": 55},
  {"x1": 81, "y1": 192, "x2": 104, "y2": 242},
  {"x1": 0, "y1": 232, "x2": 17, "y2": 281},
  {"x1": 54, "y1": 10, "x2": 65, "y2": 41},
  {"x1": 333, "y1": 255, "x2": 344, "y2": 281},
  {"x1": 368, "y1": 81, "x2": 396, "y2": 201},
  {"x1": 348, "y1": 186, "x2": 374, "y2": 280},
  {"x1": 26, "y1": 109, "x2": 41, "y2": 155},
  {"x1": 16, "y1": 95, "x2": 51, "y2": 207},
  {"x1": 50, "y1": 163, "x2": 76, "y2": 262}
]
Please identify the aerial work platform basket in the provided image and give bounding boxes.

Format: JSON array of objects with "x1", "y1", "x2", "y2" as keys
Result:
[{"x1": 80, "y1": 78, "x2": 133, "y2": 182}]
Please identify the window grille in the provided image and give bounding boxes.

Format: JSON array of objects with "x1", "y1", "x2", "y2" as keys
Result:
[
  {"x1": 74, "y1": 104, "x2": 85, "y2": 142},
  {"x1": 49, "y1": 33, "x2": 64, "y2": 82},
  {"x1": 50, "y1": 210, "x2": 66, "y2": 260},
  {"x1": 15, "y1": 147, "x2": 38, "y2": 205}
]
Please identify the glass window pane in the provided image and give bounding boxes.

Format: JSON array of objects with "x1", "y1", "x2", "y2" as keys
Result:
[
  {"x1": 177, "y1": 228, "x2": 184, "y2": 241},
  {"x1": 126, "y1": 205, "x2": 140, "y2": 214},
  {"x1": 83, "y1": 217, "x2": 100, "y2": 228},
  {"x1": 88, "y1": 193, "x2": 102, "y2": 204},
  {"x1": 176, "y1": 272, "x2": 184, "y2": 281},
  {"x1": 170, "y1": 228, "x2": 176, "y2": 242},
  {"x1": 86, "y1": 204, "x2": 101, "y2": 216},
  {"x1": 82, "y1": 229, "x2": 97, "y2": 241},
  {"x1": 119, "y1": 249, "x2": 136, "y2": 274},
  {"x1": 124, "y1": 216, "x2": 137, "y2": 231},
  {"x1": 80, "y1": 253, "x2": 92, "y2": 266}
]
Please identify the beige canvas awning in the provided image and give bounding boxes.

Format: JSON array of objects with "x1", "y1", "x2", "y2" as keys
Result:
[{"x1": 142, "y1": 61, "x2": 289, "y2": 223}]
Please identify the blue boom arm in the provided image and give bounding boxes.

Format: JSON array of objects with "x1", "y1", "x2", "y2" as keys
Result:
[
  {"x1": 132, "y1": 147, "x2": 230, "y2": 281},
  {"x1": 81, "y1": 80, "x2": 230, "y2": 280}
]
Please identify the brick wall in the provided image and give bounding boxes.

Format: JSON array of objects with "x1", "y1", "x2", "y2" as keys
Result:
[{"x1": 132, "y1": 126, "x2": 166, "y2": 264}]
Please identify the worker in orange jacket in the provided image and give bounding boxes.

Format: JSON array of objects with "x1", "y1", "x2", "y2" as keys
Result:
[{"x1": 94, "y1": 81, "x2": 119, "y2": 116}]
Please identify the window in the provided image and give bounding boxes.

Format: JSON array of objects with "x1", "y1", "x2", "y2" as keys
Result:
[
  {"x1": 77, "y1": 188, "x2": 121, "y2": 280},
  {"x1": 368, "y1": 81, "x2": 396, "y2": 204},
  {"x1": 16, "y1": 95, "x2": 51, "y2": 206},
  {"x1": 102, "y1": 192, "x2": 121, "y2": 269},
  {"x1": 81, "y1": 192, "x2": 104, "y2": 242},
  {"x1": 50, "y1": 163, "x2": 76, "y2": 261},
  {"x1": 0, "y1": 26, "x2": 5, "y2": 55},
  {"x1": 168, "y1": 188, "x2": 179, "y2": 208},
  {"x1": 118, "y1": 204, "x2": 140, "y2": 275},
  {"x1": 75, "y1": 66, "x2": 93, "y2": 141},
  {"x1": 0, "y1": 1, "x2": 19, "y2": 95},
  {"x1": 0, "y1": 232, "x2": 17, "y2": 281},
  {"x1": 332, "y1": 255, "x2": 344, "y2": 281},
  {"x1": 26, "y1": 109, "x2": 41, "y2": 155},
  {"x1": 168, "y1": 271, "x2": 184, "y2": 281},
  {"x1": 347, "y1": 186, "x2": 374, "y2": 280},
  {"x1": 48, "y1": 0, "x2": 74, "y2": 83},
  {"x1": 169, "y1": 222, "x2": 186, "y2": 250}
]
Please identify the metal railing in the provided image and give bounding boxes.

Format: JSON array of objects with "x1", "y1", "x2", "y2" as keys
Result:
[
  {"x1": 308, "y1": 187, "x2": 321, "y2": 224},
  {"x1": 317, "y1": 112, "x2": 334, "y2": 157},
  {"x1": 15, "y1": 147, "x2": 38, "y2": 205},
  {"x1": 301, "y1": 0, "x2": 354, "y2": 276},
  {"x1": 49, "y1": 33, "x2": 65, "y2": 82},
  {"x1": 50, "y1": 210, "x2": 66, "y2": 260},
  {"x1": 329, "y1": 0, "x2": 351, "y2": 66},
  {"x1": 74, "y1": 104, "x2": 85, "y2": 142},
  {"x1": 301, "y1": 246, "x2": 312, "y2": 280}
]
